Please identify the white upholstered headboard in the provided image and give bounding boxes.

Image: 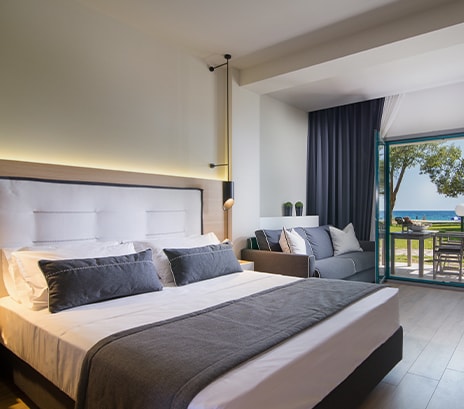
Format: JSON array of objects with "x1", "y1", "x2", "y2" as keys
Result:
[
  {"x1": 0, "y1": 160, "x2": 228, "y2": 298},
  {"x1": 0, "y1": 178, "x2": 203, "y2": 248},
  {"x1": 0, "y1": 177, "x2": 203, "y2": 297}
]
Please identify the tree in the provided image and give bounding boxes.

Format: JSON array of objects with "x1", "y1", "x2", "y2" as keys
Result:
[
  {"x1": 421, "y1": 144, "x2": 464, "y2": 196},
  {"x1": 387, "y1": 142, "x2": 464, "y2": 221}
]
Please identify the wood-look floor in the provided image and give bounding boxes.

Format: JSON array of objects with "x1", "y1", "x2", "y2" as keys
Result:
[
  {"x1": 359, "y1": 281, "x2": 464, "y2": 409},
  {"x1": 1, "y1": 282, "x2": 464, "y2": 409}
]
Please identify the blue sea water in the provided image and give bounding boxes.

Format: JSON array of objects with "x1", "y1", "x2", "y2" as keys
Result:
[{"x1": 380, "y1": 210, "x2": 460, "y2": 221}]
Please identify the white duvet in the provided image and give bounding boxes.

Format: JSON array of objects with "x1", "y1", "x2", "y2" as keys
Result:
[{"x1": 0, "y1": 272, "x2": 400, "y2": 409}]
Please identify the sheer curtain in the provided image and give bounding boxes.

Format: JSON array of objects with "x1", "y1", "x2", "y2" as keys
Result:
[
  {"x1": 369, "y1": 94, "x2": 404, "y2": 238},
  {"x1": 307, "y1": 98, "x2": 384, "y2": 240},
  {"x1": 380, "y1": 94, "x2": 404, "y2": 139}
]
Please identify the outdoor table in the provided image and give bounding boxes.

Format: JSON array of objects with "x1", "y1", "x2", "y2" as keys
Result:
[{"x1": 390, "y1": 230, "x2": 437, "y2": 277}]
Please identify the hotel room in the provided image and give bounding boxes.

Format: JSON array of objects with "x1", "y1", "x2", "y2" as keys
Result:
[{"x1": 1, "y1": 1, "x2": 464, "y2": 408}]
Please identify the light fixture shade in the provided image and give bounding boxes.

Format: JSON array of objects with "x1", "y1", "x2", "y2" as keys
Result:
[
  {"x1": 222, "y1": 181, "x2": 234, "y2": 210},
  {"x1": 455, "y1": 203, "x2": 464, "y2": 216}
]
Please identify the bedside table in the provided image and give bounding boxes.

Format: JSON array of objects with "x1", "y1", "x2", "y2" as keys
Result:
[{"x1": 239, "y1": 260, "x2": 254, "y2": 271}]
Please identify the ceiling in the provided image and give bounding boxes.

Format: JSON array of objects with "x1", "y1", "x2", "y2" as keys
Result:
[{"x1": 78, "y1": 0, "x2": 464, "y2": 112}]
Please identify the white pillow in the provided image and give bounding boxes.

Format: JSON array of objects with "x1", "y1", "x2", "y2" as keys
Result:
[
  {"x1": 132, "y1": 232, "x2": 220, "y2": 285},
  {"x1": 5, "y1": 241, "x2": 136, "y2": 310},
  {"x1": 279, "y1": 228, "x2": 307, "y2": 255},
  {"x1": 1, "y1": 248, "x2": 20, "y2": 301},
  {"x1": 2, "y1": 245, "x2": 70, "y2": 303},
  {"x1": 329, "y1": 223, "x2": 363, "y2": 256}
]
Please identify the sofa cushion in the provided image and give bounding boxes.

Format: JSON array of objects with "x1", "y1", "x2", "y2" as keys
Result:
[
  {"x1": 314, "y1": 257, "x2": 356, "y2": 279},
  {"x1": 247, "y1": 237, "x2": 259, "y2": 249},
  {"x1": 301, "y1": 226, "x2": 333, "y2": 259},
  {"x1": 315, "y1": 251, "x2": 375, "y2": 280},
  {"x1": 337, "y1": 251, "x2": 375, "y2": 273},
  {"x1": 255, "y1": 229, "x2": 282, "y2": 251}
]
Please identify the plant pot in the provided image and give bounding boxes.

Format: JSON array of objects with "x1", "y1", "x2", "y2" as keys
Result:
[
  {"x1": 283, "y1": 202, "x2": 293, "y2": 216},
  {"x1": 295, "y1": 207, "x2": 303, "y2": 216},
  {"x1": 283, "y1": 207, "x2": 293, "y2": 216}
]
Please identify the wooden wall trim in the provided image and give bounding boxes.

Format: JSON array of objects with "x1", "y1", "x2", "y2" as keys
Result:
[{"x1": 0, "y1": 160, "x2": 225, "y2": 240}]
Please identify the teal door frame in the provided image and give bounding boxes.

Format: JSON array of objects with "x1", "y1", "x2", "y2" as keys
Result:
[
  {"x1": 375, "y1": 131, "x2": 386, "y2": 283},
  {"x1": 381, "y1": 131, "x2": 464, "y2": 287}
]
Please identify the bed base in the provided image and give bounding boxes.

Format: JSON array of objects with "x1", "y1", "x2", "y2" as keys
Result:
[
  {"x1": 315, "y1": 325, "x2": 403, "y2": 409},
  {"x1": 0, "y1": 326, "x2": 402, "y2": 409},
  {"x1": 1, "y1": 346, "x2": 74, "y2": 409}
]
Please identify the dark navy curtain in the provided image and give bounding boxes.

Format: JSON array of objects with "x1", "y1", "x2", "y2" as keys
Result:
[{"x1": 306, "y1": 98, "x2": 384, "y2": 240}]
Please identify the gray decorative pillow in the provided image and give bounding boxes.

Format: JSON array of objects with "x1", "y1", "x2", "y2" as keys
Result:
[
  {"x1": 329, "y1": 223, "x2": 363, "y2": 255},
  {"x1": 254, "y1": 229, "x2": 282, "y2": 251},
  {"x1": 39, "y1": 249, "x2": 163, "y2": 313},
  {"x1": 163, "y1": 243, "x2": 242, "y2": 286},
  {"x1": 301, "y1": 225, "x2": 334, "y2": 259},
  {"x1": 293, "y1": 227, "x2": 314, "y2": 255}
]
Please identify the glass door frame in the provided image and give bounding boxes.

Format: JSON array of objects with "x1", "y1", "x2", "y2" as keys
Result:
[
  {"x1": 381, "y1": 130, "x2": 464, "y2": 288},
  {"x1": 375, "y1": 130, "x2": 386, "y2": 283}
]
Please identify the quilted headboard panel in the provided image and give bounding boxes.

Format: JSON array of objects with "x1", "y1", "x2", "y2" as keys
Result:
[{"x1": 0, "y1": 178, "x2": 203, "y2": 247}]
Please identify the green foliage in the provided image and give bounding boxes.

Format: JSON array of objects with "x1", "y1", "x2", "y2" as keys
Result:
[
  {"x1": 420, "y1": 144, "x2": 464, "y2": 197},
  {"x1": 284, "y1": 201, "x2": 293, "y2": 208},
  {"x1": 295, "y1": 201, "x2": 303, "y2": 208},
  {"x1": 387, "y1": 141, "x2": 464, "y2": 220}
]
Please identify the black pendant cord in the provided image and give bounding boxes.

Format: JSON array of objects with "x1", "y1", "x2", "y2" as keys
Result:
[
  {"x1": 225, "y1": 55, "x2": 230, "y2": 182},
  {"x1": 209, "y1": 54, "x2": 234, "y2": 211}
]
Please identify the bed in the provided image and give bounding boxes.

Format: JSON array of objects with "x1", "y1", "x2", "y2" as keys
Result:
[{"x1": 0, "y1": 163, "x2": 402, "y2": 409}]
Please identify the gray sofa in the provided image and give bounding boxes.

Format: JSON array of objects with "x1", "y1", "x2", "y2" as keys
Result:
[{"x1": 241, "y1": 225, "x2": 375, "y2": 282}]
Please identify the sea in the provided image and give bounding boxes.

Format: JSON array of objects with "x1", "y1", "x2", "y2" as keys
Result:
[{"x1": 380, "y1": 210, "x2": 460, "y2": 222}]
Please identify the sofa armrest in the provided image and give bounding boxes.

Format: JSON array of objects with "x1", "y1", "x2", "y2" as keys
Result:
[
  {"x1": 359, "y1": 240, "x2": 375, "y2": 252},
  {"x1": 241, "y1": 249, "x2": 315, "y2": 278}
]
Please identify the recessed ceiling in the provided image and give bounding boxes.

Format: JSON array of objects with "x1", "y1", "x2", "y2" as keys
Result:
[{"x1": 78, "y1": 0, "x2": 464, "y2": 111}]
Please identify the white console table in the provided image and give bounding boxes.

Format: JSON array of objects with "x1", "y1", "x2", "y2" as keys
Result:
[{"x1": 259, "y1": 215, "x2": 319, "y2": 229}]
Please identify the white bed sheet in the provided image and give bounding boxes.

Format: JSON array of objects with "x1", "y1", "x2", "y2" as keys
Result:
[{"x1": 0, "y1": 272, "x2": 400, "y2": 409}]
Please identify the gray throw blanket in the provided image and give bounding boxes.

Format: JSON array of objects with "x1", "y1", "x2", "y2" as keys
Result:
[{"x1": 75, "y1": 278, "x2": 381, "y2": 409}]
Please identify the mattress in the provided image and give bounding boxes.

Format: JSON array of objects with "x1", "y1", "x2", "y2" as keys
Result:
[{"x1": 0, "y1": 271, "x2": 400, "y2": 409}]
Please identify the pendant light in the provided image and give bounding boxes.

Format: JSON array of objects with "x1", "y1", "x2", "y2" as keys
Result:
[{"x1": 208, "y1": 54, "x2": 234, "y2": 210}]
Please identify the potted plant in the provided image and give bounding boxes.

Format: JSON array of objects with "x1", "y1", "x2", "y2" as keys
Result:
[
  {"x1": 295, "y1": 201, "x2": 304, "y2": 216},
  {"x1": 283, "y1": 202, "x2": 293, "y2": 216}
]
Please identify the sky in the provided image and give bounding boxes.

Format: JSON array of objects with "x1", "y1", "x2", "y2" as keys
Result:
[
  {"x1": 391, "y1": 139, "x2": 464, "y2": 211},
  {"x1": 394, "y1": 169, "x2": 464, "y2": 211}
]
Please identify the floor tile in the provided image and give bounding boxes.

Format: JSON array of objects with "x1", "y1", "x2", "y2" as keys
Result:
[
  {"x1": 426, "y1": 369, "x2": 464, "y2": 409},
  {"x1": 386, "y1": 373, "x2": 437, "y2": 409},
  {"x1": 409, "y1": 342, "x2": 455, "y2": 380}
]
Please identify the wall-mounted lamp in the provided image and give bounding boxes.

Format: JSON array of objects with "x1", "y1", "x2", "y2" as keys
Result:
[
  {"x1": 455, "y1": 203, "x2": 464, "y2": 231},
  {"x1": 222, "y1": 181, "x2": 234, "y2": 210},
  {"x1": 209, "y1": 54, "x2": 234, "y2": 211}
]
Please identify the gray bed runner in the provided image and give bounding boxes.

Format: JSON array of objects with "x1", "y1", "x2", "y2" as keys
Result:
[{"x1": 75, "y1": 278, "x2": 381, "y2": 409}]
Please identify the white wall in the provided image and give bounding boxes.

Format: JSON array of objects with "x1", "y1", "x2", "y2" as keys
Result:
[
  {"x1": 230, "y1": 75, "x2": 261, "y2": 252},
  {"x1": 386, "y1": 82, "x2": 464, "y2": 139},
  {"x1": 0, "y1": 0, "x2": 307, "y2": 251},
  {"x1": 230, "y1": 91, "x2": 308, "y2": 249},
  {"x1": 9, "y1": 0, "x2": 464, "y2": 250},
  {"x1": 0, "y1": 0, "x2": 221, "y2": 180},
  {"x1": 260, "y1": 96, "x2": 308, "y2": 217}
]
